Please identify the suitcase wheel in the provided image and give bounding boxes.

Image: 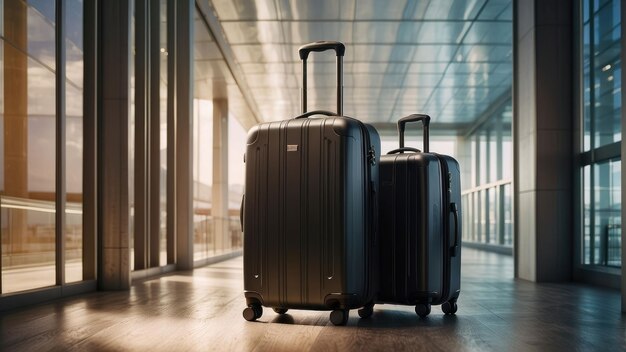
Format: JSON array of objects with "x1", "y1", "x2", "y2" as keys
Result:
[
  {"x1": 415, "y1": 303, "x2": 431, "y2": 318},
  {"x1": 441, "y1": 300, "x2": 458, "y2": 315},
  {"x1": 357, "y1": 303, "x2": 374, "y2": 319},
  {"x1": 330, "y1": 309, "x2": 349, "y2": 326},
  {"x1": 243, "y1": 304, "x2": 263, "y2": 322},
  {"x1": 273, "y1": 308, "x2": 288, "y2": 314}
]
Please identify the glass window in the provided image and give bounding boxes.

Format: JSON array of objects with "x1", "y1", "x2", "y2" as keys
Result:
[
  {"x1": 1, "y1": 1, "x2": 57, "y2": 293},
  {"x1": 582, "y1": 0, "x2": 621, "y2": 151},
  {"x1": 193, "y1": 96, "x2": 213, "y2": 260},
  {"x1": 580, "y1": 0, "x2": 621, "y2": 269},
  {"x1": 228, "y1": 115, "x2": 246, "y2": 252},
  {"x1": 461, "y1": 100, "x2": 513, "y2": 247},
  {"x1": 583, "y1": 159, "x2": 621, "y2": 267},
  {"x1": 65, "y1": 0, "x2": 84, "y2": 283}
]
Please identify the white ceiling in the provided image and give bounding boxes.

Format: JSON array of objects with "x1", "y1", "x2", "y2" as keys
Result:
[{"x1": 202, "y1": 0, "x2": 512, "y2": 130}]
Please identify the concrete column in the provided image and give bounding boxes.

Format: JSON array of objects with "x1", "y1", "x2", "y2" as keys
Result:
[
  {"x1": 212, "y1": 98, "x2": 229, "y2": 253},
  {"x1": 98, "y1": 0, "x2": 131, "y2": 289},
  {"x1": 514, "y1": 0, "x2": 573, "y2": 282}
]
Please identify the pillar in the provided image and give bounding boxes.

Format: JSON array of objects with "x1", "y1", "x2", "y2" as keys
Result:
[
  {"x1": 514, "y1": 0, "x2": 573, "y2": 281},
  {"x1": 98, "y1": 0, "x2": 131, "y2": 289},
  {"x1": 212, "y1": 98, "x2": 229, "y2": 253}
]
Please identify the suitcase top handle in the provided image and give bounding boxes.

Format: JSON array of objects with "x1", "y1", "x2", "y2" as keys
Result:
[
  {"x1": 397, "y1": 114, "x2": 430, "y2": 153},
  {"x1": 298, "y1": 41, "x2": 345, "y2": 116},
  {"x1": 387, "y1": 147, "x2": 421, "y2": 154},
  {"x1": 294, "y1": 110, "x2": 338, "y2": 119},
  {"x1": 298, "y1": 41, "x2": 345, "y2": 60}
]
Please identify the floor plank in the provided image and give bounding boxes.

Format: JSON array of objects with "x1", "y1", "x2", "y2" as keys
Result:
[{"x1": 1, "y1": 248, "x2": 624, "y2": 351}]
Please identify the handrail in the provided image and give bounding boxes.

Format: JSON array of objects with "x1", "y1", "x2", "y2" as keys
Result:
[
  {"x1": 0, "y1": 195, "x2": 82, "y2": 214},
  {"x1": 461, "y1": 179, "x2": 512, "y2": 196}
]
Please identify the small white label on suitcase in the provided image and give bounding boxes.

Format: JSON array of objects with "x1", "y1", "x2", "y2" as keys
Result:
[{"x1": 287, "y1": 145, "x2": 298, "y2": 152}]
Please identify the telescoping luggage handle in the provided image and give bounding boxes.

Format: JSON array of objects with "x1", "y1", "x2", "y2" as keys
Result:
[
  {"x1": 296, "y1": 41, "x2": 345, "y2": 117},
  {"x1": 387, "y1": 114, "x2": 430, "y2": 154}
]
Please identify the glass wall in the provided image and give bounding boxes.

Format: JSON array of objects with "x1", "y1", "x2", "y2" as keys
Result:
[
  {"x1": 461, "y1": 100, "x2": 513, "y2": 248},
  {"x1": 65, "y1": 0, "x2": 84, "y2": 283},
  {"x1": 1, "y1": 0, "x2": 86, "y2": 293},
  {"x1": 580, "y1": 0, "x2": 621, "y2": 268},
  {"x1": 228, "y1": 114, "x2": 246, "y2": 252},
  {"x1": 192, "y1": 7, "x2": 248, "y2": 263}
]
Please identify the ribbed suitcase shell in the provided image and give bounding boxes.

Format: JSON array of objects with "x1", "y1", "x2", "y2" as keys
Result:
[
  {"x1": 243, "y1": 117, "x2": 380, "y2": 311},
  {"x1": 378, "y1": 153, "x2": 443, "y2": 304}
]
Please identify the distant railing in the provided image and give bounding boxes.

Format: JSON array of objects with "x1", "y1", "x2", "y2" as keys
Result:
[
  {"x1": 461, "y1": 180, "x2": 513, "y2": 249},
  {"x1": 604, "y1": 223, "x2": 621, "y2": 268},
  {"x1": 1, "y1": 196, "x2": 84, "y2": 292}
]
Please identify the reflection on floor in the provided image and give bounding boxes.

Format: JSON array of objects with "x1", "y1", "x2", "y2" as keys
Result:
[{"x1": 1, "y1": 248, "x2": 624, "y2": 351}]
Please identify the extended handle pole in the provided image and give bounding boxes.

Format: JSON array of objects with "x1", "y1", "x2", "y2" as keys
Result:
[
  {"x1": 302, "y1": 59, "x2": 307, "y2": 113},
  {"x1": 397, "y1": 114, "x2": 430, "y2": 153},
  {"x1": 299, "y1": 41, "x2": 345, "y2": 115},
  {"x1": 337, "y1": 56, "x2": 343, "y2": 116}
]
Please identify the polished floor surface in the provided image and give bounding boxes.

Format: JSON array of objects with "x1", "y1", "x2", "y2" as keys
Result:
[{"x1": 1, "y1": 248, "x2": 624, "y2": 351}]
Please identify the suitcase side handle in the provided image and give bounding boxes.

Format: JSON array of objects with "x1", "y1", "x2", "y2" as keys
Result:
[
  {"x1": 450, "y1": 202, "x2": 459, "y2": 257},
  {"x1": 397, "y1": 114, "x2": 430, "y2": 153},
  {"x1": 240, "y1": 195, "x2": 245, "y2": 232},
  {"x1": 387, "y1": 147, "x2": 421, "y2": 154},
  {"x1": 298, "y1": 41, "x2": 345, "y2": 116},
  {"x1": 294, "y1": 110, "x2": 338, "y2": 119}
]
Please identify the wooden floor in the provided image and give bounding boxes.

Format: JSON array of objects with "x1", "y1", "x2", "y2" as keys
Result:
[{"x1": 1, "y1": 248, "x2": 624, "y2": 351}]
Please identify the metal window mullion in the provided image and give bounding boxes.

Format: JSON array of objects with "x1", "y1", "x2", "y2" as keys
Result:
[
  {"x1": 55, "y1": 0, "x2": 67, "y2": 286},
  {"x1": 134, "y1": 0, "x2": 149, "y2": 271},
  {"x1": 588, "y1": 0, "x2": 597, "y2": 266},
  {"x1": 620, "y1": 3, "x2": 626, "y2": 313},
  {"x1": 82, "y1": 0, "x2": 97, "y2": 280},
  {"x1": 148, "y1": 0, "x2": 160, "y2": 268},
  {"x1": 175, "y1": 0, "x2": 194, "y2": 270},
  {"x1": 166, "y1": 0, "x2": 176, "y2": 265}
]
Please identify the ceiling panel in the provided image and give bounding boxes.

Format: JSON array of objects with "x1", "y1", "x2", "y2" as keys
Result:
[
  {"x1": 210, "y1": 0, "x2": 279, "y2": 20},
  {"x1": 282, "y1": 21, "x2": 354, "y2": 45},
  {"x1": 464, "y1": 22, "x2": 513, "y2": 44},
  {"x1": 276, "y1": 0, "x2": 356, "y2": 20},
  {"x1": 424, "y1": 0, "x2": 487, "y2": 20},
  {"x1": 354, "y1": 0, "x2": 415, "y2": 20},
  {"x1": 221, "y1": 21, "x2": 284, "y2": 44},
  {"x1": 478, "y1": 0, "x2": 511, "y2": 20},
  {"x1": 204, "y1": 0, "x2": 513, "y2": 130},
  {"x1": 417, "y1": 21, "x2": 471, "y2": 44}
]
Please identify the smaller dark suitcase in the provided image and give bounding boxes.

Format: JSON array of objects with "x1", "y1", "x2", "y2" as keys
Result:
[{"x1": 373, "y1": 114, "x2": 461, "y2": 318}]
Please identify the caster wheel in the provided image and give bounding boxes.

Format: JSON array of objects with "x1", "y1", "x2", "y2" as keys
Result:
[
  {"x1": 273, "y1": 308, "x2": 288, "y2": 314},
  {"x1": 243, "y1": 304, "x2": 263, "y2": 321},
  {"x1": 442, "y1": 301, "x2": 458, "y2": 315},
  {"x1": 358, "y1": 304, "x2": 374, "y2": 319},
  {"x1": 243, "y1": 306, "x2": 257, "y2": 321},
  {"x1": 330, "y1": 309, "x2": 349, "y2": 326},
  {"x1": 415, "y1": 303, "x2": 431, "y2": 318}
]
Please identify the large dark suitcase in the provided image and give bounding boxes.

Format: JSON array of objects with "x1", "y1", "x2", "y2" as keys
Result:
[
  {"x1": 241, "y1": 41, "x2": 381, "y2": 326},
  {"x1": 375, "y1": 114, "x2": 461, "y2": 317}
]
